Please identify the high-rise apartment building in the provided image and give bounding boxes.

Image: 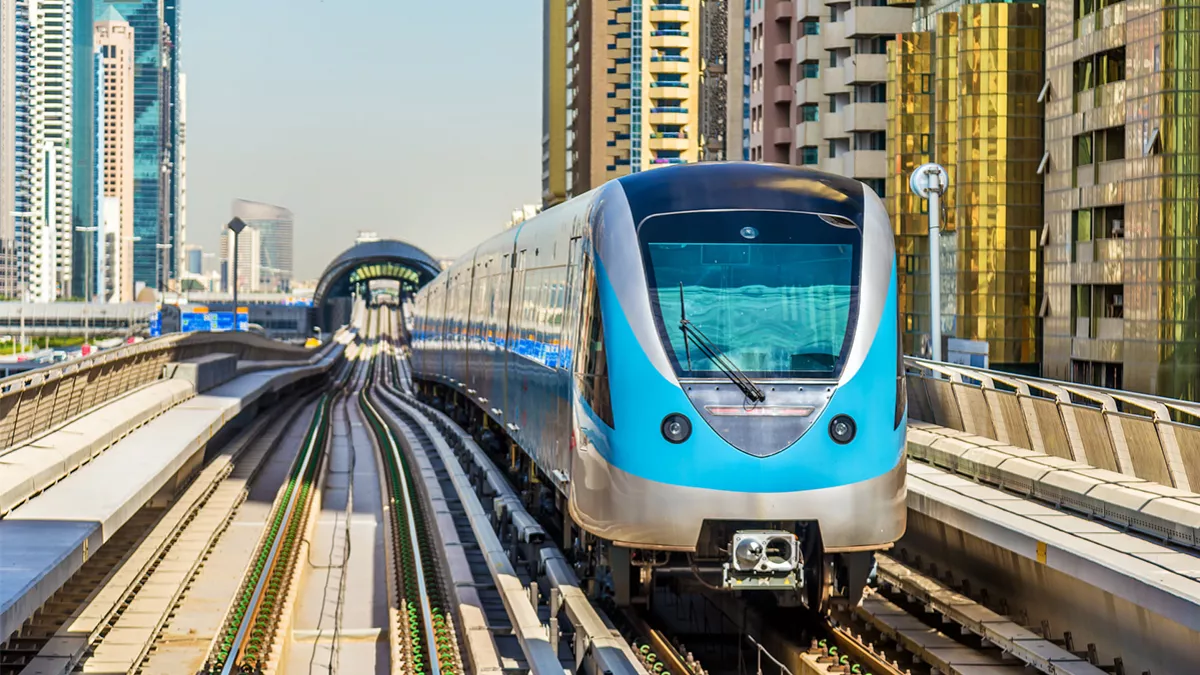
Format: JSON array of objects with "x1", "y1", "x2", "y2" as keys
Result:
[
  {"x1": 4, "y1": 0, "x2": 33, "y2": 301},
  {"x1": 543, "y1": 0, "x2": 568, "y2": 207},
  {"x1": 886, "y1": 2, "x2": 1045, "y2": 372},
  {"x1": 0, "y1": 1, "x2": 18, "y2": 299},
  {"x1": 176, "y1": 71, "x2": 187, "y2": 278},
  {"x1": 547, "y1": 0, "x2": 730, "y2": 200},
  {"x1": 231, "y1": 199, "x2": 294, "y2": 293},
  {"x1": 746, "y1": 0, "x2": 909, "y2": 195},
  {"x1": 1041, "y1": 0, "x2": 1200, "y2": 399},
  {"x1": 96, "y1": 7, "x2": 135, "y2": 302},
  {"x1": 30, "y1": 0, "x2": 75, "y2": 302}
]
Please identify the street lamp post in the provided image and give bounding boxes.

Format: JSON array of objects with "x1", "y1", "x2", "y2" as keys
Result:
[
  {"x1": 910, "y1": 163, "x2": 949, "y2": 362},
  {"x1": 226, "y1": 218, "x2": 247, "y2": 332}
]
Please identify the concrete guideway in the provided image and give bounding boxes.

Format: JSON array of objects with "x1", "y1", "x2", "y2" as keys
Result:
[
  {"x1": 906, "y1": 459, "x2": 1200, "y2": 671},
  {"x1": 0, "y1": 379, "x2": 195, "y2": 517},
  {"x1": 281, "y1": 362, "x2": 390, "y2": 674},
  {"x1": 0, "y1": 344, "x2": 345, "y2": 647}
]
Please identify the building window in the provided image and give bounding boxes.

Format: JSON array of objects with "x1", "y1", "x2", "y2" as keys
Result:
[
  {"x1": 802, "y1": 20, "x2": 819, "y2": 35},
  {"x1": 1074, "y1": 126, "x2": 1125, "y2": 168},
  {"x1": 801, "y1": 146, "x2": 819, "y2": 165},
  {"x1": 829, "y1": 51, "x2": 838, "y2": 67},
  {"x1": 863, "y1": 178, "x2": 886, "y2": 197},
  {"x1": 1074, "y1": 47, "x2": 1125, "y2": 93},
  {"x1": 1071, "y1": 205, "x2": 1125, "y2": 261},
  {"x1": 854, "y1": 131, "x2": 885, "y2": 151},
  {"x1": 1072, "y1": 284, "x2": 1124, "y2": 339},
  {"x1": 1071, "y1": 359, "x2": 1123, "y2": 389},
  {"x1": 801, "y1": 104, "x2": 819, "y2": 122},
  {"x1": 802, "y1": 61, "x2": 819, "y2": 79}
]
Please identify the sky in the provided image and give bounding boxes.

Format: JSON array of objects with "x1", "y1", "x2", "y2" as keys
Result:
[{"x1": 185, "y1": 0, "x2": 543, "y2": 280}]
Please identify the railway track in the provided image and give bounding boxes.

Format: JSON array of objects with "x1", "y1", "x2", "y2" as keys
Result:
[{"x1": 360, "y1": 355, "x2": 463, "y2": 675}]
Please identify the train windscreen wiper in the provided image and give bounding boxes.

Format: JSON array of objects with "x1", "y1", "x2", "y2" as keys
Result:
[{"x1": 678, "y1": 283, "x2": 766, "y2": 403}]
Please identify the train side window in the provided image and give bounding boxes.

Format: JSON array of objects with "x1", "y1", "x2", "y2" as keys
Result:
[{"x1": 576, "y1": 259, "x2": 615, "y2": 428}]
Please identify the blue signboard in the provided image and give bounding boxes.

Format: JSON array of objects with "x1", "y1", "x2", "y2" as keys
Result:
[
  {"x1": 149, "y1": 312, "x2": 162, "y2": 337},
  {"x1": 180, "y1": 310, "x2": 249, "y2": 333}
]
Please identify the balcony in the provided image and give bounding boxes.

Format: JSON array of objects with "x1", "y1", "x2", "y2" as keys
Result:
[
  {"x1": 773, "y1": 84, "x2": 793, "y2": 104},
  {"x1": 839, "y1": 150, "x2": 886, "y2": 178},
  {"x1": 844, "y1": 6, "x2": 913, "y2": 37},
  {"x1": 823, "y1": 21, "x2": 845, "y2": 45},
  {"x1": 796, "y1": 36, "x2": 823, "y2": 62},
  {"x1": 843, "y1": 54, "x2": 887, "y2": 85},
  {"x1": 650, "y1": 58, "x2": 691, "y2": 74},
  {"x1": 796, "y1": 120, "x2": 822, "y2": 147},
  {"x1": 769, "y1": 0, "x2": 793, "y2": 21},
  {"x1": 798, "y1": 0, "x2": 822, "y2": 20},
  {"x1": 795, "y1": 78, "x2": 823, "y2": 104},
  {"x1": 824, "y1": 67, "x2": 848, "y2": 94},
  {"x1": 773, "y1": 42, "x2": 793, "y2": 63},
  {"x1": 649, "y1": 82, "x2": 689, "y2": 98},
  {"x1": 823, "y1": 111, "x2": 847, "y2": 139},
  {"x1": 844, "y1": 102, "x2": 886, "y2": 132},
  {"x1": 649, "y1": 6, "x2": 691, "y2": 22},
  {"x1": 772, "y1": 127, "x2": 793, "y2": 146},
  {"x1": 649, "y1": 135, "x2": 690, "y2": 152},
  {"x1": 650, "y1": 33, "x2": 692, "y2": 49},
  {"x1": 650, "y1": 109, "x2": 690, "y2": 125}
]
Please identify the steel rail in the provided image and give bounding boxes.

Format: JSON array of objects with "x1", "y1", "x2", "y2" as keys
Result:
[{"x1": 219, "y1": 392, "x2": 331, "y2": 675}]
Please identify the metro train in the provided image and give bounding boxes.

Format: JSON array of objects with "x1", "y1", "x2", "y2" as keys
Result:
[{"x1": 408, "y1": 162, "x2": 906, "y2": 608}]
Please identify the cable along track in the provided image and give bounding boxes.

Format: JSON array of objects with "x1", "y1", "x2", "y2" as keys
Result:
[
  {"x1": 204, "y1": 381, "x2": 339, "y2": 674},
  {"x1": 360, "y1": 359, "x2": 462, "y2": 675}
]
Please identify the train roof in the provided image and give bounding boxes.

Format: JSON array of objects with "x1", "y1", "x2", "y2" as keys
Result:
[{"x1": 614, "y1": 162, "x2": 867, "y2": 226}]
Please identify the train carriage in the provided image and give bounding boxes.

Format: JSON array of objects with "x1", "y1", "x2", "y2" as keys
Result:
[{"x1": 411, "y1": 162, "x2": 906, "y2": 608}]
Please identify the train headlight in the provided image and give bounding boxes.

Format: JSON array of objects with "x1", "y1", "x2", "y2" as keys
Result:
[
  {"x1": 829, "y1": 415, "x2": 856, "y2": 444},
  {"x1": 661, "y1": 413, "x2": 692, "y2": 444}
]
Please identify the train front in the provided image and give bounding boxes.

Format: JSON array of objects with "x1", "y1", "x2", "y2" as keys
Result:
[{"x1": 568, "y1": 163, "x2": 906, "y2": 597}]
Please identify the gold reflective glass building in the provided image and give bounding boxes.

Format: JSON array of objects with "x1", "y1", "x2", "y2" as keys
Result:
[
  {"x1": 1042, "y1": 0, "x2": 1200, "y2": 400},
  {"x1": 886, "y1": 2, "x2": 1045, "y2": 371}
]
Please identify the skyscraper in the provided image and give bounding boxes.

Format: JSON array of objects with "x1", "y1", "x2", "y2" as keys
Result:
[
  {"x1": 176, "y1": 71, "x2": 187, "y2": 279},
  {"x1": 96, "y1": 7, "x2": 135, "y2": 302},
  {"x1": 1041, "y1": 0, "x2": 1200, "y2": 399},
  {"x1": 6, "y1": 0, "x2": 32, "y2": 301},
  {"x1": 546, "y1": 1, "x2": 735, "y2": 200},
  {"x1": 745, "y1": 0, "x2": 909, "y2": 194},
  {"x1": 886, "y1": 3, "x2": 1045, "y2": 371},
  {"x1": 31, "y1": 0, "x2": 75, "y2": 301},
  {"x1": 93, "y1": 0, "x2": 180, "y2": 293},
  {"x1": 231, "y1": 199, "x2": 294, "y2": 293},
  {"x1": 71, "y1": 0, "x2": 95, "y2": 300},
  {"x1": 542, "y1": 0, "x2": 567, "y2": 207},
  {"x1": 0, "y1": 1, "x2": 17, "y2": 299}
]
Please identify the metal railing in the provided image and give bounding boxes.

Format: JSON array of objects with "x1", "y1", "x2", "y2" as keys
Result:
[
  {"x1": 0, "y1": 332, "x2": 330, "y2": 451},
  {"x1": 904, "y1": 356, "x2": 1200, "y2": 492}
]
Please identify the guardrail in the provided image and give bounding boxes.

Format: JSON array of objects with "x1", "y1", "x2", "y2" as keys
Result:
[
  {"x1": 0, "y1": 333, "x2": 334, "y2": 451},
  {"x1": 904, "y1": 356, "x2": 1200, "y2": 492}
]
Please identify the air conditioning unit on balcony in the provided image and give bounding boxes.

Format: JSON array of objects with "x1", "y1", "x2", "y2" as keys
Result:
[{"x1": 1111, "y1": 219, "x2": 1124, "y2": 237}]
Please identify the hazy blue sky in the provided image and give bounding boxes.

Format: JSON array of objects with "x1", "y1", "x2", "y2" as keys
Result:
[{"x1": 185, "y1": 0, "x2": 543, "y2": 280}]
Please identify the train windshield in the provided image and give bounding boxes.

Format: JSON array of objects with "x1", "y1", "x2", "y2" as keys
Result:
[{"x1": 639, "y1": 209, "x2": 861, "y2": 380}]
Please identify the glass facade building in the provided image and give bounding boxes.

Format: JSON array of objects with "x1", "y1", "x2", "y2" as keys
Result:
[
  {"x1": 886, "y1": 2, "x2": 1045, "y2": 370},
  {"x1": 88, "y1": 0, "x2": 179, "y2": 291},
  {"x1": 1042, "y1": 0, "x2": 1200, "y2": 399}
]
